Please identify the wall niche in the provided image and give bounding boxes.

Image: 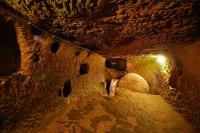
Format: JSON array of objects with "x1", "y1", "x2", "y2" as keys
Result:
[
  {"x1": 63, "y1": 80, "x2": 72, "y2": 97},
  {"x1": 79, "y1": 63, "x2": 89, "y2": 75},
  {"x1": 51, "y1": 41, "x2": 60, "y2": 54},
  {"x1": 105, "y1": 58, "x2": 127, "y2": 71}
]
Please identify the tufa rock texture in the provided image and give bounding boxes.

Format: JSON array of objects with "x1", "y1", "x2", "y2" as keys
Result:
[
  {"x1": 127, "y1": 54, "x2": 172, "y2": 94},
  {"x1": 0, "y1": 1, "x2": 200, "y2": 131},
  {"x1": 161, "y1": 40, "x2": 200, "y2": 129},
  {"x1": 117, "y1": 73, "x2": 149, "y2": 93},
  {"x1": 1, "y1": 0, "x2": 200, "y2": 54},
  {"x1": 0, "y1": 12, "x2": 109, "y2": 125}
]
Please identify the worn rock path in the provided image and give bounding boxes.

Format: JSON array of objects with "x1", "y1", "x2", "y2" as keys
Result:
[{"x1": 35, "y1": 89, "x2": 198, "y2": 133}]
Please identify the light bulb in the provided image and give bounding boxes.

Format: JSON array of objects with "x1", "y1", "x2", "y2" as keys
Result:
[{"x1": 156, "y1": 55, "x2": 166, "y2": 64}]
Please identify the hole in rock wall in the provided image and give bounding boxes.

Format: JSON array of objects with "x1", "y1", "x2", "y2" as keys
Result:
[
  {"x1": 0, "y1": 15, "x2": 21, "y2": 76},
  {"x1": 63, "y1": 80, "x2": 72, "y2": 97},
  {"x1": 51, "y1": 41, "x2": 60, "y2": 54},
  {"x1": 105, "y1": 58, "x2": 127, "y2": 71},
  {"x1": 79, "y1": 63, "x2": 89, "y2": 75}
]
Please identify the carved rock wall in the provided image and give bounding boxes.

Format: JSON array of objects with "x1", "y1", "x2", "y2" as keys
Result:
[
  {"x1": 0, "y1": 15, "x2": 107, "y2": 124},
  {"x1": 161, "y1": 40, "x2": 200, "y2": 129},
  {"x1": 2, "y1": 0, "x2": 200, "y2": 53}
]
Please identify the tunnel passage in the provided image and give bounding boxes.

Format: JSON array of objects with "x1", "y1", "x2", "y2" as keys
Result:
[{"x1": 0, "y1": 15, "x2": 20, "y2": 76}]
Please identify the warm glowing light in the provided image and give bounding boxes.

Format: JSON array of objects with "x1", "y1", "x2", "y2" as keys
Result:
[{"x1": 156, "y1": 55, "x2": 166, "y2": 64}]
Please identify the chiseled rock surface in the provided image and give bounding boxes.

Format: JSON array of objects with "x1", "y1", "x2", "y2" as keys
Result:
[
  {"x1": 3, "y1": 89, "x2": 198, "y2": 133},
  {"x1": 117, "y1": 73, "x2": 149, "y2": 93},
  {"x1": 161, "y1": 41, "x2": 200, "y2": 130},
  {"x1": 2, "y1": 0, "x2": 200, "y2": 53},
  {"x1": 0, "y1": 13, "x2": 107, "y2": 126}
]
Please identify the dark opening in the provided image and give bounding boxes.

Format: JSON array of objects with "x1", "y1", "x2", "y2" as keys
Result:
[
  {"x1": 105, "y1": 58, "x2": 127, "y2": 71},
  {"x1": 105, "y1": 59, "x2": 112, "y2": 68},
  {"x1": 75, "y1": 50, "x2": 82, "y2": 56},
  {"x1": 31, "y1": 26, "x2": 43, "y2": 35},
  {"x1": 0, "y1": 15, "x2": 21, "y2": 76},
  {"x1": 0, "y1": 117, "x2": 4, "y2": 128},
  {"x1": 106, "y1": 80, "x2": 111, "y2": 95},
  {"x1": 51, "y1": 41, "x2": 60, "y2": 53},
  {"x1": 63, "y1": 80, "x2": 72, "y2": 97},
  {"x1": 191, "y1": 2, "x2": 200, "y2": 38},
  {"x1": 79, "y1": 63, "x2": 89, "y2": 75}
]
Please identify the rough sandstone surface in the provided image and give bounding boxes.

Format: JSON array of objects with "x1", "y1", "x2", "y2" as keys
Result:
[
  {"x1": 161, "y1": 41, "x2": 200, "y2": 129},
  {"x1": 0, "y1": 0, "x2": 200, "y2": 131},
  {"x1": 117, "y1": 73, "x2": 149, "y2": 93},
  {"x1": 2, "y1": 0, "x2": 200, "y2": 54},
  {"x1": 4, "y1": 89, "x2": 199, "y2": 133},
  {"x1": 0, "y1": 12, "x2": 107, "y2": 124},
  {"x1": 127, "y1": 54, "x2": 171, "y2": 94}
]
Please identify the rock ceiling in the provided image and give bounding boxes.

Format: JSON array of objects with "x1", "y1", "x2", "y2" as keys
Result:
[{"x1": 1, "y1": 0, "x2": 200, "y2": 55}]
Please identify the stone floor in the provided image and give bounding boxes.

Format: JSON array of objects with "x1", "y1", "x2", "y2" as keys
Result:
[{"x1": 2, "y1": 89, "x2": 199, "y2": 133}]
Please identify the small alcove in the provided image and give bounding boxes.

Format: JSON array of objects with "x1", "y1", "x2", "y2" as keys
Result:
[
  {"x1": 51, "y1": 41, "x2": 60, "y2": 54},
  {"x1": 63, "y1": 80, "x2": 72, "y2": 97},
  {"x1": 79, "y1": 63, "x2": 89, "y2": 75}
]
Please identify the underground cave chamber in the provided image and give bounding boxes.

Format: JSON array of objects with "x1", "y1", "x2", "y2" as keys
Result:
[{"x1": 0, "y1": 0, "x2": 200, "y2": 133}]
